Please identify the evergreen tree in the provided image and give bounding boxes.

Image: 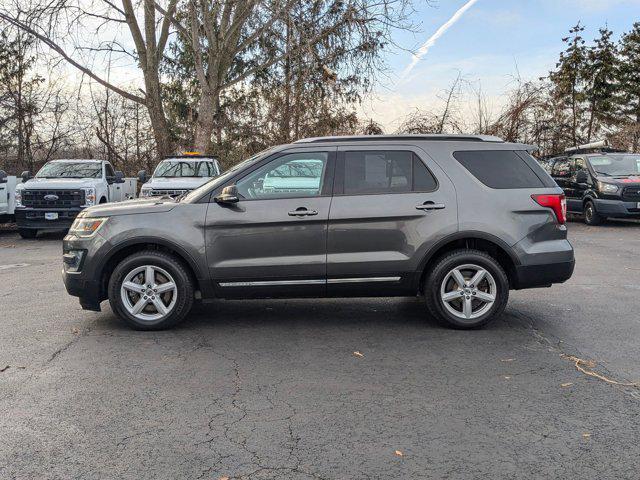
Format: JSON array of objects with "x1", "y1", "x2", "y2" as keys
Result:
[
  {"x1": 583, "y1": 27, "x2": 619, "y2": 141},
  {"x1": 549, "y1": 23, "x2": 588, "y2": 146},
  {"x1": 618, "y1": 22, "x2": 640, "y2": 150}
]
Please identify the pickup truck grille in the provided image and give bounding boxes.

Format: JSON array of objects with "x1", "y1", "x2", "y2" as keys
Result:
[
  {"x1": 149, "y1": 189, "x2": 190, "y2": 197},
  {"x1": 622, "y1": 186, "x2": 640, "y2": 202},
  {"x1": 22, "y1": 189, "x2": 85, "y2": 208}
]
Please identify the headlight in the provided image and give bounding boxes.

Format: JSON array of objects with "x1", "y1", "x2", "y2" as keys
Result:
[
  {"x1": 15, "y1": 188, "x2": 23, "y2": 207},
  {"x1": 69, "y1": 217, "x2": 108, "y2": 237},
  {"x1": 140, "y1": 187, "x2": 152, "y2": 197},
  {"x1": 82, "y1": 187, "x2": 96, "y2": 206},
  {"x1": 597, "y1": 182, "x2": 619, "y2": 194}
]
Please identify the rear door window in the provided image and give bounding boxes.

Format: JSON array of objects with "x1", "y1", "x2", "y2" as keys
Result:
[
  {"x1": 342, "y1": 151, "x2": 438, "y2": 194},
  {"x1": 453, "y1": 150, "x2": 546, "y2": 189}
]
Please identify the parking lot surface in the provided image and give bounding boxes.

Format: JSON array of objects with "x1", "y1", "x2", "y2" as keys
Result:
[{"x1": 1, "y1": 221, "x2": 639, "y2": 479}]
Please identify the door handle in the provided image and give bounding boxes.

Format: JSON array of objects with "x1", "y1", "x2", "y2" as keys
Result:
[
  {"x1": 416, "y1": 201, "x2": 445, "y2": 211},
  {"x1": 288, "y1": 207, "x2": 318, "y2": 217}
]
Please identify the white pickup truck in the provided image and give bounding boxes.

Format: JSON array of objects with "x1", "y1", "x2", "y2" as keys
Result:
[
  {"x1": 139, "y1": 154, "x2": 221, "y2": 198},
  {"x1": 0, "y1": 170, "x2": 17, "y2": 223},
  {"x1": 14, "y1": 159, "x2": 137, "y2": 238}
]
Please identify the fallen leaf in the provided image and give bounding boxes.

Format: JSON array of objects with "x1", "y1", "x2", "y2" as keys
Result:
[
  {"x1": 583, "y1": 433, "x2": 591, "y2": 438},
  {"x1": 353, "y1": 351, "x2": 364, "y2": 358},
  {"x1": 504, "y1": 376, "x2": 511, "y2": 380},
  {"x1": 71, "y1": 327, "x2": 79, "y2": 335},
  {"x1": 561, "y1": 382, "x2": 574, "y2": 388},
  {"x1": 394, "y1": 450, "x2": 403, "y2": 457},
  {"x1": 219, "y1": 476, "x2": 229, "y2": 480},
  {"x1": 500, "y1": 358, "x2": 515, "y2": 362}
]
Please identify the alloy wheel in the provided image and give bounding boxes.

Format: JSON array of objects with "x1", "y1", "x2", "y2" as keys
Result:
[
  {"x1": 440, "y1": 264, "x2": 497, "y2": 321},
  {"x1": 120, "y1": 265, "x2": 178, "y2": 322}
]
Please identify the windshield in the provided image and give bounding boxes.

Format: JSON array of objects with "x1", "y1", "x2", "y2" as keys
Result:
[
  {"x1": 36, "y1": 162, "x2": 101, "y2": 179},
  {"x1": 180, "y1": 147, "x2": 278, "y2": 203},
  {"x1": 153, "y1": 160, "x2": 217, "y2": 178},
  {"x1": 588, "y1": 154, "x2": 640, "y2": 176}
]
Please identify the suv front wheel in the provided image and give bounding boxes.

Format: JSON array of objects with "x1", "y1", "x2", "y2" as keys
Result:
[
  {"x1": 424, "y1": 249, "x2": 509, "y2": 329},
  {"x1": 108, "y1": 250, "x2": 194, "y2": 330}
]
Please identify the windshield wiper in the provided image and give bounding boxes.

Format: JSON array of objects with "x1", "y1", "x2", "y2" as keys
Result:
[{"x1": 595, "y1": 171, "x2": 611, "y2": 176}]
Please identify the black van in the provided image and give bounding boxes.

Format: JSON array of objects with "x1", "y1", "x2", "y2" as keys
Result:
[{"x1": 550, "y1": 152, "x2": 640, "y2": 225}]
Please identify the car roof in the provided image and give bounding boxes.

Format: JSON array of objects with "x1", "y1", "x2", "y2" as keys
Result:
[
  {"x1": 290, "y1": 134, "x2": 536, "y2": 151},
  {"x1": 162, "y1": 155, "x2": 218, "y2": 160},
  {"x1": 49, "y1": 159, "x2": 103, "y2": 163},
  {"x1": 294, "y1": 134, "x2": 505, "y2": 144}
]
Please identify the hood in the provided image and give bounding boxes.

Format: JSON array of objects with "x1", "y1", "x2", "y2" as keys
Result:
[
  {"x1": 144, "y1": 177, "x2": 212, "y2": 190},
  {"x1": 81, "y1": 197, "x2": 178, "y2": 217},
  {"x1": 19, "y1": 177, "x2": 100, "y2": 189},
  {"x1": 596, "y1": 175, "x2": 640, "y2": 184}
]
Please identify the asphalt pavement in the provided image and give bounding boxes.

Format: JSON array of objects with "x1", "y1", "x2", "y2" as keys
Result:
[{"x1": 0, "y1": 220, "x2": 639, "y2": 479}]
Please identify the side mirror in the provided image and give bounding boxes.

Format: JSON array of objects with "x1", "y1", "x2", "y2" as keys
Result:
[
  {"x1": 575, "y1": 170, "x2": 588, "y2": 184},
  {"x1": 215, "y1": 185, "x2": 239, "y2": 204},
  {"x1": 114, "y1": 171, "x2": 125, "y2": 184},
  {"x1": 0, "y1": 170, "x2": 7, "y2": 184},
  {"x1": 138, "y1": 170, "x2": 148, "y2": 184},
  {"x1": 21, "y1": 171, "x2": 31, "y2": 183}
]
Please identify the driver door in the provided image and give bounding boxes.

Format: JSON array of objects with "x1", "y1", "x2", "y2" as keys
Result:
[{"x1": 205, "y1": 148, "x2": 335, "y2": 298}]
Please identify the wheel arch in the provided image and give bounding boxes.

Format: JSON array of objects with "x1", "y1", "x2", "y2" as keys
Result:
[
  {"x1": 417, "y1": 232, "x2": 519, "y2": 293},
  {"x1": 97, "y1": 237, "x2": 207, "y2": 300}
]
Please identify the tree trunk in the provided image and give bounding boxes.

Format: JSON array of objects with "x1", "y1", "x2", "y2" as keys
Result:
[
  {"x1": 193, "y1": 89, "x2": 216, "y2": 153},
  {"x1": 144, "y1": 74, "x2": 173, "y2": 157}
]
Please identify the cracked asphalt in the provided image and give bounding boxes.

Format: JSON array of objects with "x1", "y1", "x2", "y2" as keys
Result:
[{"x1": 1, "y1": 220, "x2": 639, "y2": 479}]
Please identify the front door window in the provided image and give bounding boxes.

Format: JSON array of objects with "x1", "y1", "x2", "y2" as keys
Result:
[{"x1": 235, "y1": 152, "x2": 328, "y2": 200}]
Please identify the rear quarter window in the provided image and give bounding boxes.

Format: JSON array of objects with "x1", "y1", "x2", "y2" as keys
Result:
[{"x1": 453, "y1": 150, "x2": 551, "y2": 189}]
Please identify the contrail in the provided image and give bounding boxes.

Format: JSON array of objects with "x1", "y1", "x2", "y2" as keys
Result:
[{"x1": 402, "y1": 0, "x2": 480, "y2": 77}]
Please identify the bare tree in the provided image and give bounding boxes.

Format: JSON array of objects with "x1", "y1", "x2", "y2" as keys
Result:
[{"x1": 0, "y1": 0, "x2": 177, "y2": 155}]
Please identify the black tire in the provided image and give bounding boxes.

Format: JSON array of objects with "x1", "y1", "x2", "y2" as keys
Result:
[
  {"x1": 108, "y1": 250, "x2": 194, "y2": 330},
  {"x1": 424, "y1": 249, "x2": 509, "y2": 329},
  {"x1": 583, "y1": 200, "x2": 604, "y2": 225},
  {"x1": 18, "y1": 228, "x2": 38, "y2": 239}
]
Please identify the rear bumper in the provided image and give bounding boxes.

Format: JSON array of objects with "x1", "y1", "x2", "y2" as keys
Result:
[
  {"x1": 16, "y1": 207, "x2": 83, "y2": 230},
  {"x1": 514, "y1": 260, "x2": 575, "y2": 289},
  {"x1": 593, "y1": 199, "x2": 640, "y2": 218}
]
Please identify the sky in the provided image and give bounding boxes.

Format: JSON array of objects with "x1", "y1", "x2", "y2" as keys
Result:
[
  {"x1": 361, "y1": 0, "x2": 640, "y2": 130},
  {"x1": 50, "y1": 0, "x2": 640, "y2": 132}
]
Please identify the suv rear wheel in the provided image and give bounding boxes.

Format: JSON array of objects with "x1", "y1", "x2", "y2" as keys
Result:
[
  {"x1": 583, "y1": 200, "x2": 604, "y2": 225},
  {"x1": 424, "y1": 249, "x2": 509, "y2": 329},
  {"x1": 108, "y1": 250, "x2": 194, "y2": 330}
]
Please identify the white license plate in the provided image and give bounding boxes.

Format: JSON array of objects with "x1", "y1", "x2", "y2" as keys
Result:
[{"x1": 44, "y1": 212, "x2": 58, "y2": 220}]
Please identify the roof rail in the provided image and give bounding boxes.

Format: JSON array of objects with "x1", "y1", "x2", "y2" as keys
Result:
[
  {"x1": 293, "y1": 134, "x2": 504, "y2": 144},
  {"x1": 564, "y1": 139, "x2": 626, "y2": 154}
]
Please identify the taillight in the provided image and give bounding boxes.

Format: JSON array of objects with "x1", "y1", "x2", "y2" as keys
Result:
[{"x1": 531, "y1": 194, "x2": 566, "y2": 225}]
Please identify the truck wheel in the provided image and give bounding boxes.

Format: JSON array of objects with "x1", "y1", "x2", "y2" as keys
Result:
[
  {"x1": 424, "y1": 249, "x2": 509, "y2": 329},
  {"x1": 584, "y1": 200, "x2": 604, "y2": 225},
  {"x1": 108, "y1": 250, "x2": 194, "y2": 330},
  {"x1": 18, "y1": 228, "x2": 38, "y2": 239}
]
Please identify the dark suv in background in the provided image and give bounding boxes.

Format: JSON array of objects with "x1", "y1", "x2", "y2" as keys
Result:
[
  {"x1": 549, "y1": 151, "x2": 640, "y2": 225},
  {"x1": 62, "y1": 135, "x2": 574, "y2": 330}
]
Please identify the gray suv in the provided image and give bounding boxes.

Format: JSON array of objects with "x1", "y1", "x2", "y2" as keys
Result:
[{"x1": 62, "y1": 135, "x2": 574, "y2": 330}]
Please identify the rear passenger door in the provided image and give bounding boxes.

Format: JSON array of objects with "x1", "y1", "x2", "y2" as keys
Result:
[{"x1": 327, "y1": 145, "x2": 457, "y2": 296}]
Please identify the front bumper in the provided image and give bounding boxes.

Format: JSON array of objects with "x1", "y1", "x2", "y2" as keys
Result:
[
  {"x1": 592, "y1": 199, "x2": 640, "y2": 218},
  {"x1": 62, "y1": 231, "x2": 110, "y2": 311},
  {"x1": 16, "y1": 207, "x2": 83, "y2": 230},
  {"x1": 63, "y1": 271, "x2": 102, "y2": 311}
]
